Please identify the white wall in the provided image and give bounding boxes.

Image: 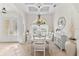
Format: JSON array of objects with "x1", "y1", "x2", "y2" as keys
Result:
[
  {"x1": 71, "y1": 5, "x2": 79, "y2": 56},
  {"x1": 0, "y1": 3, "x2": 25, "y2": 43},
  {"x1": 72, "y1": 6, "x2": 79, "y2": 56},
  {"x1": 53, "y1": 4, "x2": 76, "y2": 38},
  {"x1": 73, "y1": 12, "x2": 79, "y2": 56}
]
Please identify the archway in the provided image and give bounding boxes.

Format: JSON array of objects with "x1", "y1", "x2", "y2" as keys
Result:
[{"x1": 29, "y1": 15, "x2": 49, "y2": 40}]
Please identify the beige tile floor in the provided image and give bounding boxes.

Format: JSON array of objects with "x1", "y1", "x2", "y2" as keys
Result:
[
  {"x1": 0, "y1": 43, "x2": 31, "y2": 56},
  {"x1": 49, "y1": 41, "x2": 66, "y2": 56},
  {"x1": 0, "y1": 42, "x2": 66, "y2": 56}
]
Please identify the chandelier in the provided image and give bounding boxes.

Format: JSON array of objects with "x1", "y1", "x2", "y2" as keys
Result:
[{"x1": 33, "y1": 14, "x2": 47, "y2": 26}]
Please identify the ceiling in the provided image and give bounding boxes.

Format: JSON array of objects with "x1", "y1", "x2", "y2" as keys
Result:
[
  {"x1": 0, "y1": 3, "x2": 79, "y2": 15},
  {"x1": 72, "y1": 3, "x2": 79, "y2": 13},
  {"x1": 14, "y1": 3, "x2": 57, "y2": 14},
  {"x1": 14, "y1": 3, "x2": 79, "y2": 15}
]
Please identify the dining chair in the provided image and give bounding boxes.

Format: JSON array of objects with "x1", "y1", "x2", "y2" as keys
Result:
[{"x1": 33, "y1": 32, "x2": 46, "y2": 56}]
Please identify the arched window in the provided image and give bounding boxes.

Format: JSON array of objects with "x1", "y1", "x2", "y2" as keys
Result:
[{"x1": 31, "y1": 15, "x2": 48, "y2": 38}]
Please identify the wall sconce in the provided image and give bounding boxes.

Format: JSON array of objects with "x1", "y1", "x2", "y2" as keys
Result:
[{"x1": 2, "y1": 7, "x2": 7, "y2": 14}]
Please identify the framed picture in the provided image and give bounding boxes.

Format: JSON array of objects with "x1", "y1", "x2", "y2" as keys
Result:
[{"x1": 58, "y1": 17, "x2": 66, "y2": 30}]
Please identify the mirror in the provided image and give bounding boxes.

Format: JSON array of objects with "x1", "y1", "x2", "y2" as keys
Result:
[{"x1": 58, "y1": 17, "x2": 66, "y2": 30}]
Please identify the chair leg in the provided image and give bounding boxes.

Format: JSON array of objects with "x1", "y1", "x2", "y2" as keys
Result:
[
  {"x1": 34, "y1": 50, "x2": 36, "y2": 56},
  {"x1": 44, "y1": 50, "x2": 45, "y2": 56},
  {"x1": 34, "y1": 51, "x2": 35, "y2": 56}
]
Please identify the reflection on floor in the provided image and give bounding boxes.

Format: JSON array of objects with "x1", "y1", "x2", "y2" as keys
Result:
[
  {"x1": 31, "y1": 46, "x2": 50, "y2": 56},
  {"x1": 0, "y1": 43, "x2": 31, "y2": 56},
  {"x1": 0, "y1": 42, "x2": 66, "y2": 56},
  {"x1": 49, "y1": 42, "x2": 66, "y2": 56}
]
